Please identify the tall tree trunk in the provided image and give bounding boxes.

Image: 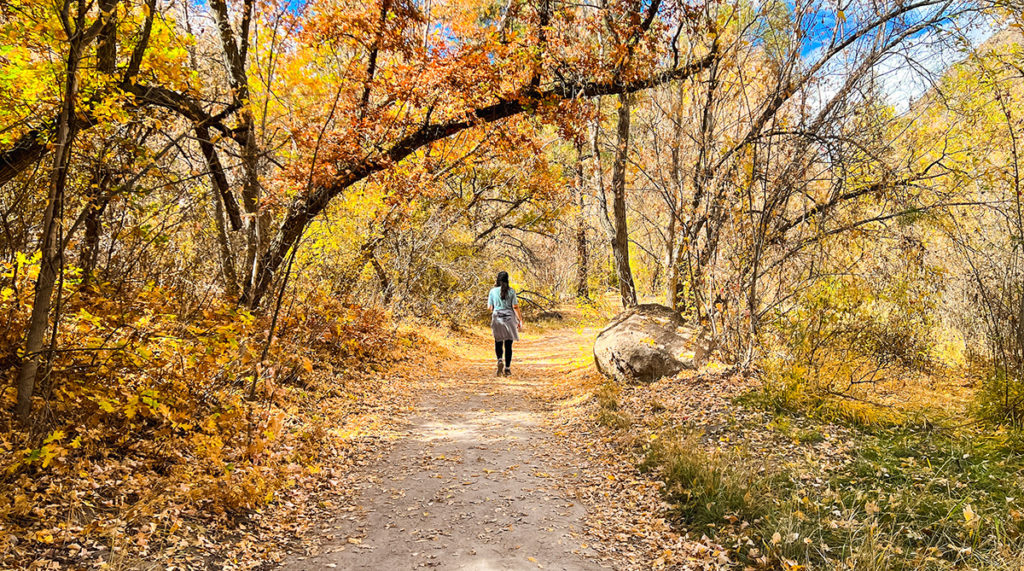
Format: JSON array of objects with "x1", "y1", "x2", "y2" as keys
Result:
[
  {"x1": 664, "y1": 220, "x2": 678, "y2": 309},
  {"x1": 574, "y1": 141, "x2": 589, "y2": 299},
  {"x1": 79, "y1": 0, "x2": 118, "y2": 288},
  {"x1": 209, "y1": 172, "x2": 240, "y2": 298},
  {"x1": 16, "y1": 6, "x2": 87, "y2": 423},
  {"x1": 96, "y1": 0, "x2": 117, "y2": 72},
  {"x1": 240, "y1": 122, "x2": 265, "y2": 299},
  {"x1": 195, "y1": 124, "x2": 241, "y2": 296},
  {"x1": 664, "y1": 79, "x2": 687, "y2": 311},
  {"x1": 208, "y1": 0, "x2": 264, "y2": 299},
  {"x1": 610, "y1": 92, "x2": 637, "y2": 308},
  {"x1": 592, "y1": 109, "x2": 615, "y2": 241},
  {"x1": 78, "y1": 171, "x2": 109, "y2": 286}
]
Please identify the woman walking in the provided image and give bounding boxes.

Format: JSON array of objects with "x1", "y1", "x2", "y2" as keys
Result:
[{"x1": 488, "y1": 271, "x2": 523, "y2": 377}]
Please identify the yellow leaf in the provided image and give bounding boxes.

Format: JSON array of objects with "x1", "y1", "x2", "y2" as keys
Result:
[
  {"x1": 44, "y1": 429, "x2": 64, "y2": 444},
  {"x1": 963, "y1": 504, "x2": 976, "y2": 524}
]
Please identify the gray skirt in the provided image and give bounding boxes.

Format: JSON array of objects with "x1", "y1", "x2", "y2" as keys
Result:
[{"x1": 491, "y1": 309, "x2": 519, "y2": 342}]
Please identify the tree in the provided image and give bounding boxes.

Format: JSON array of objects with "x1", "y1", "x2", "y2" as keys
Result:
[
  {"x1": 15, "y1": 0, "x2": 113, "y2": 423},
  {"x1": 236, "y1": 0, "x2": 716, "y2": 309}
]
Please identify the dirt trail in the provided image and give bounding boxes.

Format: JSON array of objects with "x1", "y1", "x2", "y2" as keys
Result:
[{"x1": 281, "y1": 328, "x2": 609, "y2": 570}]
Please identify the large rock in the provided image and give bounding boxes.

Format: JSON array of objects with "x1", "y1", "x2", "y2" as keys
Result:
[{"x1": 594, "y1": 304, "x2": 710, "y2": 383}]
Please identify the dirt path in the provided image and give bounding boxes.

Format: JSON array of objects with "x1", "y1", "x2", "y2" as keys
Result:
[{"x1": 281, "y1": 328, "x2": 609, "y2": 570}]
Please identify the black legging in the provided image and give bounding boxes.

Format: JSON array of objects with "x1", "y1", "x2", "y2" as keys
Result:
[{"x1": 495, "y1": 340, "x2": 513, "y2": 367}]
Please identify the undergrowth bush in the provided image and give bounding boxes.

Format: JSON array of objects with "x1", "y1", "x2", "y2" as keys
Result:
[
  {"x1": 0, "y1": 254, "x2": 402, "y2": 565},
  {"x1": 757, "y1": 274, "x2": 941, "y2": 427},
  {"x1": 776, "y1": 275, "x2": 935, "y2": 377}
]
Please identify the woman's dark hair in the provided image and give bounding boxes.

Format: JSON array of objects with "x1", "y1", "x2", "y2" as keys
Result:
[{"x1": 496, "y1": 271, "x2": 510, "y2": 301}]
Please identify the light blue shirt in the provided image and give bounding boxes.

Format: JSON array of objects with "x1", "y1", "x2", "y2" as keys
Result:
[{"x1": 488, "y1": 287, "x2": 518, "y2": 311}]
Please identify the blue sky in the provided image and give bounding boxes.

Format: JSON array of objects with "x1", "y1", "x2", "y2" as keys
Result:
[{"x1": 787, "y1": 1, "x2": 998, "y2": 112}]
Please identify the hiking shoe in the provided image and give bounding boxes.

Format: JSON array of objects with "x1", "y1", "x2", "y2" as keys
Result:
[
  {"x1": 496, "y1": 360, "x2": 504, "y2": 377},
  {"x1": 503, "y1": 365, "x2": 512, "y2": 377}
]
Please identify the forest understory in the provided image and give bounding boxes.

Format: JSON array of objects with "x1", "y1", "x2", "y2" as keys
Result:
[{"x1": 5, "y1": 303, "x2": 1024, "y2": 569}]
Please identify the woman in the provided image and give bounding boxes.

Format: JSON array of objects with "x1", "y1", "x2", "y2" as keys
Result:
[{"x1": 488, "y1": 271, "x2": 524, "y2": 377}]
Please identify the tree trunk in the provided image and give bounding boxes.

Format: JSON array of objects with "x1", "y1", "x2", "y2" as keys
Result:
[
  {"x1": 78, "y1": 172, "x2": 109, "y2": 286},
  {"x1": 664, "y1": 220, "x2": 679, "y2": 309},
  {"x1": 610, "y1": 92, "x2": 637, "y2": 308},
  {"x1": 209, "y1": 169, "x2": 240, "y2": 298},
  {"x1": 208, "y1": 0, "x2": 265, "y2": 300},
  {"x1": 574, "y1": 141, "x2": 589, "y2": 299},
  {"x1": 192, "y1": 124, "x2": 241, "y2": 296},
  {"x1": 240, "y1": 120, "x2": 265, "y2": 299},
  {"x1": 664, "y1": 78, "x2": 686, "y2": 311},
  {"x1": 16, "y1": 10, "x2": 86, "y2": 423},
  {"x1": 591, "y1": 111, "x2": 615, "y2": 241},
  {"x1": 78, "y1": 0, "x2": 118, "y2": 288}
]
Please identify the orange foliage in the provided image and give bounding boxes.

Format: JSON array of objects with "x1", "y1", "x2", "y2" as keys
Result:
[{"x1": 0, "y1": 254, "x2": 402, "y2": 565}]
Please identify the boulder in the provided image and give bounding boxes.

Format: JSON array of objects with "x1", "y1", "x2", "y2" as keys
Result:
[{"x1": 593, "y1": 304, "x2": 710, "y2": 383}]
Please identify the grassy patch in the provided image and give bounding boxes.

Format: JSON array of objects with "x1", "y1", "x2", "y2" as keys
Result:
[
  {"x1": 765, "y1": 416, "x2": 827, "y2": 445},
  {"x1": 601, "y1": 369, "x2": 1024, "y2": 570},
  {"x1": 736, "y1": 382, "x2": 907, "y2": 431},
  {"x1": 596, "y1": 408, "x2": 633, "y2": 430},
  {"x1": 588, "y1": 361, "x2": 1024, "y2": 568},
  {"x1": 641, "y1": 422, "x2": 1024, "y2": 568},
  {"x1": 595, "y1": 382, "x2": 621, "y2": 411},
  {"x1": 765, "y1": 427, "x2": 1024, "y2": 569},
  {"x1": 595, "y1": 382, "x2": 633, "y2": 429},
  {"x1": 974, "y1": 368, "x2": 1024, "y2": 428},
  {"x1": 640, "y1": 433, "x2": 773, "y2": 530}
]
